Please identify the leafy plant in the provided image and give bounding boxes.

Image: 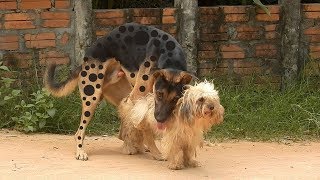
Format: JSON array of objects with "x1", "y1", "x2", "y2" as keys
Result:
[{"x1": 12, "y1": 89, "x2": 56, "y2": 132}]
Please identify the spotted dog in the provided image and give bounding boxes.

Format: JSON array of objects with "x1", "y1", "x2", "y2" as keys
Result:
[{"x1": 44, "y1": 23, "x2": 192, "y2": 160}]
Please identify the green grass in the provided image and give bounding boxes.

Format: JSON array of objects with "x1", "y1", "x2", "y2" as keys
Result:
[
  {"x1": 1, "y1": 75, "x2": 320, "y2": 141},
  {"x1": 207, "y1": 77, "x2": 320, "y2": 141}
]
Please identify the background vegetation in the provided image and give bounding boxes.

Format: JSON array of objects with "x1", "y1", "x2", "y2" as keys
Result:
[{"x1": 1, "y1": 60, "x2": 319, "y2": 141}]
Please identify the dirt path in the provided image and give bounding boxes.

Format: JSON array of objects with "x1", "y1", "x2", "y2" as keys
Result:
[{"x1": 0, "y1": 130, "x2": 320, "y2": 179}]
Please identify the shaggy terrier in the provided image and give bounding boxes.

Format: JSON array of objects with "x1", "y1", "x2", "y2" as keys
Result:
[{"x1": 118, "y1": 81, "x2": 224, "y2": 169}]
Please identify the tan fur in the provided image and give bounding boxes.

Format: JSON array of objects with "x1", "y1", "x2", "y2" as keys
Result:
[{"x1": 119, "y1": 81, "x2": 224, "y2": 169}]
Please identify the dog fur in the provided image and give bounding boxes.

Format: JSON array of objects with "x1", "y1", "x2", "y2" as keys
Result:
[{"x1": 118, "y1": 81, "x2": 224, "y2": 169}]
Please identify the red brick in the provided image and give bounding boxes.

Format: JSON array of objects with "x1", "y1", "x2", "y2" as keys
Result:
[
  {"x1": 221, "y1": 44, "x2": 243, "y2": 52},
  {"x1": 199, "y1": 7, "x2": 220, "y2": 15},
  {"x1": 132, "y1": 17, "x2": 158, "y2": 25},
  {"x1": 20, "y1": 0, "x2": 51, "y2": 10},
  {"x1": 0, "y1": 1, "x2": 16, "y2": 10},
  {"x1": 95, "y1": 10, "x2": 125, "y2": 19},
  {"x1": 25, "y1": 40, "x2": 55, "y2": 48},
  {"x1": 303, "y1": 4, "x2": 320, "y2": 12},
  {"x1": 222, "y1": 51, "x2": 245, "y2": 59},
  {"x1": 305, "y1": 12, "x2": 320, "y2": 19},
  {"x1": 55, "y1": 0, "x2": 70, "y2": 9},
  {"x1": 310, "y1": 45, "x2": 320, "y2": 52},
  {"x1": 60, "y1": 32, "x2": 69, "y2": 45},
  {"x1": 42, "y1": 20, "x2": 70, "y2": 28},
  {"x1": 200, "y1": 15, "x2": 219, "y2": 23},
  {"x1": 200, "y1": 33, "x2": 229, "y2": 41},
  {"x1": 233, "y1": 60, "x2": 260, "y2": 68},
  {"x1": 256, "y1": 14, "x2": 279, "y2": 22},
  {"x1": 198, "y1": 42, "x2": 216, "y2": 50},
  {"x1": 39, "y1": 50, "x2": 69, "y2": 65},
  {"x1": 236, "y1": 25, "x2": 261, "y2": 32},
  {"x1": 96, "y1": 18, "x2": 125, "y2": 26},
  {"x1": 24, "y1": 32, "x2": 55, "y2": 41},
  {"x1": 265, "y1": 24, "x2": 277, "y2": 31},
  {"x1": 256, "y1": 49, "x2": 277, "y2": 57},
  {"x1": 309, "y1": 35, "x2": 320, "y2": 43},
  {"x1": 310, "y1": 51, "x2": 320, "y2": 59},
  {"x1": 41, "y1": 12, "x2": 70, "y2": 20},
  {"x1": 162, "y1": 16, "x2": 176, "y2": 24},
  {"x1": 304, "y1": 27, "x2": 320, "y2": 35},
  {"x1": 0, "y1": 42, "x2": 18, "y2": 50},
  {"x1": 161, "y1": 26, "x2": 177, "y2": 34},
  {"x1": 225, "y1": 14, "x2": 249, "y2": 22},
  {"x1": 133, "y1": 9, "x2": 161, "y2": 17},
  {"x1": 163, "y1": 8, "x2": 176, "y2": 16},
  {"x1": 198, "y1": 51, "x2": 216, "y2": 59},
  {"x1": 256, "y1": 5, "x2": 280, "y2": 14},
  {"x1": 265, "y1": 32, "x2": 277, "y2": 39},
  {"x1": 236, "y1": 32, "x2": 261, "y2": 40},
  {"x1": 4, "y1": 13, "x2": 35, "y2": 21},
  {"x1": 223, "y1": 6, "x2": 247, "y2": 14},
  {"x1": 96, "y1": 30, "x2": 109, "y2": 37},
  {"x1": 0, "y1": 35, "x2": 18, "y2": 43},
  {"x1": 4, "y1": 21, "x2": 35, "y2": 29}
]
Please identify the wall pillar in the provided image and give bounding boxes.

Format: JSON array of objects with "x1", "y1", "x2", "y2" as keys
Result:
[
  {"x1": 74, "y1": 0, "x2": 94, "y2": 66},
  {"x1": 174, "y1": 0, "x2": 198, "y2": 75}
]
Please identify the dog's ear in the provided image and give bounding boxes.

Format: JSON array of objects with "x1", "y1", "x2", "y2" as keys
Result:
[{"x1": 179, "y1": 71, "x2": 193, "y2": 84}]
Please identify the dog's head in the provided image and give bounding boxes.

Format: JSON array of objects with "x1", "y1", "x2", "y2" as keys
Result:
[
  {"x1": 151, "y1": 69, "x2": 193, "y2": 125},
  {"x1": 178, "y1": 81, "x2": 224, "y2": 131}
]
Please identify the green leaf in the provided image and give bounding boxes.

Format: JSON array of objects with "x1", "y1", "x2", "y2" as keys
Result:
[
  {"x1": 47, "y1": 108, "x2": 56, "y2": 118},
  {"x1": 0, "y1": 66, "x2": 10, "y2": 71},
  {"x1": 25, "y1": 104, "x2": 35, "y2": 108},
  {"x1": 11, "y1": 90, "x2": 21, "y2": 96},
  {"x1": 4, "y1": 96, "x2": 12, "y2": 101},
  {"x1": 27, "y1": 126, "x2": 34, "y2": 132},
  {"x1": 39, "y1": 120, "x2": 46, "y2": 129},
  {"x1": 253, "y1": 0, "x2": 270, "y2": 16}
]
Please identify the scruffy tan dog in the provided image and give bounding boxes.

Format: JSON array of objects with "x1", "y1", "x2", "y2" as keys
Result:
[{"x1": 118, "y1": 81, "x2": 224, "y2": 169}]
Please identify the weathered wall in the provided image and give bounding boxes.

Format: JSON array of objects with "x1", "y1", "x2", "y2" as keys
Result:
[
  {"x1": 0, "y1": 2, "x2": 319, "y2": 83},
  {"x1": 0, "y1": 0, "x2": 74, "y2": 74}
]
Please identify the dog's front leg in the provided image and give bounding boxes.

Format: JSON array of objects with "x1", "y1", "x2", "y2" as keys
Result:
[{"x1": 142, "y1": 128, "x2": 163, "y2": 161}]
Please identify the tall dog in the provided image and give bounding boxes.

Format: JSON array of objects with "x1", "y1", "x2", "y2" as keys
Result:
[
  {"x1": 119, "y1": 81, "x2": 224, "y2": 169},
  {"x1": 44, "y1": 23, "x2": 192, "y2": 160}
]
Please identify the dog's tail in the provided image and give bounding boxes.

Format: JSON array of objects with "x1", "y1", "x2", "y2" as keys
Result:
[{"x1": 44, "y1": 64, "x2": 82, "y2": 97}]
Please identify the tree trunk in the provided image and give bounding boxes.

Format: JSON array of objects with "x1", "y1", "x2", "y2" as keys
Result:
[
  {"x1": 174, "y1": 0, "x2": 198, "y2": 75},
  {"x1": 279, "y1": 0, "x2": 302, "y2": 91},
  {"x1": 74, "y1": 0, "x2": 94, "y2": 66}
]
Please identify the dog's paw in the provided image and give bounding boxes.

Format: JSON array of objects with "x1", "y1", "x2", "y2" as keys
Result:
[
  {"x1": 151, "y1": 153, "x2": 165, "y2": 161},
  {"x1": 121, "y1": 144, "x2": 139, "y2": 155},
  {"x1": 187, "y1": 159, "x2": 200, "y2": 168},
  {"x1": 75, "y1": 149, "x2": 88, "y2": 161},
  {"x1": 168, "y1": 163, "x2": 185, "y2": 170}
]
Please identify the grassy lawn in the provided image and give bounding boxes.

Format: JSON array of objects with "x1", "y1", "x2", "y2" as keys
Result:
[{"x1": 1, "y1": 74, "x2": 320, "y2": 142}]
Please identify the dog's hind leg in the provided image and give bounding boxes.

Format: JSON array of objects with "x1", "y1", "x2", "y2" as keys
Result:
[{"x1": 74, "y1": 59, "x2": 107, "y2": 161}]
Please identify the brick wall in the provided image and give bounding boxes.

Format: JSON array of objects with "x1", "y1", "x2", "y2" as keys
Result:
[
  {"x1": 94, "y1": 8, "x2": 177, "y2": 39},
  {"x1": 0, "y1": 0, "x2": 73, "y2": 73},
  {"x1": 0, "y1": 2, "x2": 319, "y2": 83}
]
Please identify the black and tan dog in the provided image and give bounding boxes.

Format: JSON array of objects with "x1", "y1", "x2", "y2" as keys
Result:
[{"x1": 44, "y1": 23, "x2": 192, "y2": 160}]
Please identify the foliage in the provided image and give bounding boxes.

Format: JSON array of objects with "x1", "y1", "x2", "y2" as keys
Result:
[
  {"x1": 0, "y1": 61, "x2": 56, "y2": 132},
  {"x1": 12, "y1": 89, "x2": 56, "y2": 132}
]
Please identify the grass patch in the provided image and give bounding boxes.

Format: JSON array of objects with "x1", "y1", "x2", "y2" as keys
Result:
[{"x1": 207, "y1": 77, "x2": 320, "y2": 141}]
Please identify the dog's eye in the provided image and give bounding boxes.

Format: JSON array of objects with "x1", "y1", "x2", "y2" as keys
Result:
[{"x1": 198, "y1": 97, "x2": 204, "y2": 103}]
